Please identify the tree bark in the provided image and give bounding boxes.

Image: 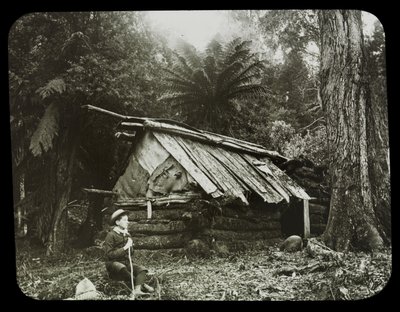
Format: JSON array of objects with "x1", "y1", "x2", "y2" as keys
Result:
[
  {"x1": 366, "y1": 70, "x2": 391, "y2": 244},
  {"x1": 16, "y1": 173, "x2": 27, "y2": 237},
  {"x1": 45, "y1": 126, "x2": 78, "y2": 255},
  {"x1": 34, "y1": 116, "x2": 80, "y2": 255},
  {"x1": 318, "y1": 10, "x2": 390, "y2": 251},
  {"x1": 75, "y1": 194, "x2": 103, "y2": 248}
]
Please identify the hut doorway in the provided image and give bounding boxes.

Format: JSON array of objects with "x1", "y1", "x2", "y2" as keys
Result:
[{"x1": 281, "y1": 198, "x2": 305, "y2": 237}]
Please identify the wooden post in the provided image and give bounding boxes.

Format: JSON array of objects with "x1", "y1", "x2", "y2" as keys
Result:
[
  {"x1": 303, "y1": 199, "x2": 310, "y2": 238},
  {"x1": 147, "y1": 200, "x2": 152, "y2": 219}
]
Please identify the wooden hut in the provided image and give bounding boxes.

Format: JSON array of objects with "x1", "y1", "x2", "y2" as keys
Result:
[{"x1": 84, "y1": 106, "x2": 312, "y2": 255}]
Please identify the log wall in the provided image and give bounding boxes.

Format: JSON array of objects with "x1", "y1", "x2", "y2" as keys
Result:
[
  {"x1": 109, "y1": 200, "x2": 284, "y2": 253},
  {"x1": 202, "y1": 204, "x2": 283, "y2": 250},
  {"x1": 308, "y1": 199, "x2": 329, "y2": 235}
]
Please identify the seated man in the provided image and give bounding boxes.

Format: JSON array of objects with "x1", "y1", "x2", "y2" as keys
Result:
[{"x1": 103, "y1": 209, "x2": 154, "y2": 296}]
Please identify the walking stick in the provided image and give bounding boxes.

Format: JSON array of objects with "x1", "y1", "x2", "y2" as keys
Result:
[{"x1": 128, "y1": 246, "x2": 135, "y2": 300}]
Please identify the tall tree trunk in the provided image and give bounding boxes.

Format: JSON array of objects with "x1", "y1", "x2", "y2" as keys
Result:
[
  {"x1": 46, "y1": 127, "x2": 79, "y2": 255},
  {"x1": 366, "y1": 73, "x2": 391, "y2": 244},
  {"x1": 16, "y1": 173, "x2": 27, "y2": 237},
  {"x1": 76, "y1": 193, "x2": 103, "y2": 248},
  {"x1": 318, "y1": 10, "x2": 390, "y2": 251},
  {"x1": 34, "y1": 116, "x2": 80, "y2": 255}
]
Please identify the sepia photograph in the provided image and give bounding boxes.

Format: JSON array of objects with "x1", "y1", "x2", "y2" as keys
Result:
[{"x1": 9, "y1": 10, "x2": 391, "y2": 301}]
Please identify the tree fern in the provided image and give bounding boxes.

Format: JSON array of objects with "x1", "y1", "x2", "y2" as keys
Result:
[
  {"x1": 36, "y1": 78, "x2": 66, "y2": 100},
  {"x1": 29, "y1": 103, "x2": 59, "y2": 157},
  {"x1": 161, "y1": 38, "x2": 267, "y2": 132}
]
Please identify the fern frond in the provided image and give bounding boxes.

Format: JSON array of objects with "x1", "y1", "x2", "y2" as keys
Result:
[
  {"x1": 225, "y1": 60, "x2": 266, "y2": 91},
  {"x1": 29, "y1": 103, "x2": 59, "y2": 157},
  {"x1": 36, "y1": 78, "x2": 66, "y2": 100},
  {"x1": 227, "y1": 85, "x2": 267, "y2": 99}
]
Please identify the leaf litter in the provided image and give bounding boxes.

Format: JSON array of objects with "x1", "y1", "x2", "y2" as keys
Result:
[{"x1": 16, "y1": 242, "x2": 391, "y2": 301}]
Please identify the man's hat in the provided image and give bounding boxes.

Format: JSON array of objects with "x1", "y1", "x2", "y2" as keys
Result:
[{"x1": 110, "y1": 209, "x2": 128, "y2": 225}]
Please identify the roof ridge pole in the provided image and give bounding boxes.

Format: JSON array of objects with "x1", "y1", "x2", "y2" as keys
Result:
[{"x1": 81, "y1": 104, "x2": 128, "y2": 120}]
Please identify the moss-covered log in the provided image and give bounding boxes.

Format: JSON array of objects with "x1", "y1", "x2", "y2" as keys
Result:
[
  {"x1": 127, "y1": 208, "x2": 187, "y2": 221},
  {"x1": 211, "y1": 216, "x2": 281, "y2": 232},
  {"x1": 130, "y1": 232, "x2": 191, "y2": 249},
  {"x1": 128, "y1": 220, "x2": 188, "y2": 234},
  {"x1": 221, "y1": 206, "x2": 281, "y2": 221}
]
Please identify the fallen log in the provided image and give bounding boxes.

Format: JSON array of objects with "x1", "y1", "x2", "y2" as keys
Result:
[
  {"x1": 211, "y1": 216, "x2": 281, "y2": 232},
  {"x1": 306, "y1": 237, "x2": 344, "y2": 262},
  {"x1": 128, "y1": 220, "x2": 188, "y2": 235}
]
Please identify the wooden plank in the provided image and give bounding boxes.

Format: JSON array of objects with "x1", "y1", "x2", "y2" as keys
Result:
[
  {"x1": 199, "y1": 145, "x2": 250, "y2": 193},
  {"x1": 260, "y1": 156, "x2": 311, "y2": 200},
  {"x1": 114, "y1": 192, "x2": 203, "y2": 207},
  {"x1": 174, "y1": 137, "x2": 249, "y2": 204},
  {"x1": 242, "y1": 154, "x2": 291, "y2": 203},
  {"x1": 214, "y1": 147, "x2": 284, "y2": 203},
  {"x1": 223, "y1": 151, "x2": 278, "y2": 195},
  {"x1": 153, "y1": 132, "x2": 221, "y2": 197},
  {"x1": 147, "y1": 200, "x2": 152, "y2": 219},
  {"x1": 171, "y1": 137, "x2": 225, "y2": 191},
  {"x1": 303, "y1": 199, "x2": 310, "y2": 238},
  {"x1": 206, "y1": 146, "x2": 267, "y2": 199},
  {"x1": 133, "y1": 132, "x2": 170, "y2": 175}
]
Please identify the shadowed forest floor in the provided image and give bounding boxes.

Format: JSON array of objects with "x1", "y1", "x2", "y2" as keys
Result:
[{"x1": 15, "y1": 239, "x2": 391, "y2": 301}]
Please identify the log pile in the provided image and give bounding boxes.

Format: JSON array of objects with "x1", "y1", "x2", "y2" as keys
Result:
[{"x1": 279, "y1": 156, "x2": 330, "y2": 236}]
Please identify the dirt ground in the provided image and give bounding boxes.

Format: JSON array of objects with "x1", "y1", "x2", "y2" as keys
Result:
[{"x1": 15, "y1": 239, "x2": 392, "y2": 301}]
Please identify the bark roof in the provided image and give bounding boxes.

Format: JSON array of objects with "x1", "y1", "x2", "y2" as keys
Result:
[{"x1": 117, "y1": 118, "x2": 310, "y2": 204}]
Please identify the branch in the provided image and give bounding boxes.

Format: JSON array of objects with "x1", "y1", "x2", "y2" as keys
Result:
[
  {"x1": 81, "y1": 105, "x2": 128, "y2": 120},
  {"x1": 82, "y1": 188, "x2": 117, "y2": 195},
  {"x1": 115, "y1": 131, "x2": 137, "y2": 140},
  {"x1": 299, "y1": 117, "x2": 325, "y2": 132}
]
